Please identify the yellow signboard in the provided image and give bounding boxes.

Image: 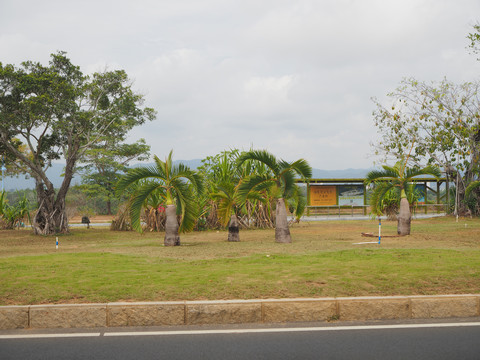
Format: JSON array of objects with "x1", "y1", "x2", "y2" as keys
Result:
[{"x1": 310, "y1": 186, "x2": 337, "y2": 206}]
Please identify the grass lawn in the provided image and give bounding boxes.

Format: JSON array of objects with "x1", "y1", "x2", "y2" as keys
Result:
[{"x1": 0, "y1": 216, "x2": 479, "y2": 305}]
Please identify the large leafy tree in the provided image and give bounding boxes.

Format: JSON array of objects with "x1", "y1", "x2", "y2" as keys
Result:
[
  {"x1": 371, "y1": 78, "x2": 480, "y2": 215},
  {"x1": 0, "y1": 52, "x2": 155, "y2": 234},
  {"x1": 78, "y1": 138, "x2": 150, "y2": 214},
  {"x1": 116, "y1": 151, "x2": 203, "y2": 246},
  {"x1": 365, "y1": 158, "x2": 440, "y2": 235},
  {"x1": 236, "y1": 149, "x2": 312, "y2": 243}
]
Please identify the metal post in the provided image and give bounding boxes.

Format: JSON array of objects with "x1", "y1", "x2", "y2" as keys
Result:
[{"x1": 378, "y1": 217, "x2": 381, "y2": 244}]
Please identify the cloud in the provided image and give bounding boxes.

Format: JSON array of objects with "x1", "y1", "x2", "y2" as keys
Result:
[{"x1": 2, "y1": 0, "x2": 480, "y2": 169}]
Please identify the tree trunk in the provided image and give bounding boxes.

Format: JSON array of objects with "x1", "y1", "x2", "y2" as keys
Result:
[
  {"x1": 31, "y1": 150, "x2": 77, "y2": 235},
  {"x1": 164, "y1": 204, "x2": 180, "y2": 246},
  {"x1": 106, "y1": 198, "x2": 112, "y2": 215},
  {"x1": 32, "y1": 182, "x2": 69, "y2": 235},
  {"x1": 227, "y1": 214, "x2": 240, "y2": 242},
  {"x1": 397, "y1": 197, "x2": 411, "y2": 236},
  {"x1": 275, "y1": 198, "x2": 292, "y2": 243}
]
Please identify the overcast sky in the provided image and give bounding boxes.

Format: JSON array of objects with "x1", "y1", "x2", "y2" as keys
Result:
[{"x1": 1, "y1": 0, "x2": 480, "y2": 169}]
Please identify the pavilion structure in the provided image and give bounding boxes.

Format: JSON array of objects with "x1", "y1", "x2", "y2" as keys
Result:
[{"x1": 296, "y1": 178, "x2": 449, "y2": 217}]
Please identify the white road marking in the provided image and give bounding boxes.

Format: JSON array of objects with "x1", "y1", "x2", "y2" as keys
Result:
[
  {"x1": 104, "y1": 322, "x2": 480, "y2": 336},
  {"x1": 0, "y1": 333, "x2": 101, "y2": 339},
  {"x1": 2, "y1": 322, "x2": 480, "y2": 339}
]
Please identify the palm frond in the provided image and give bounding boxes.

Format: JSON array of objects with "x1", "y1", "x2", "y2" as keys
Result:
[
  {"x1": 170, "y1": 164, "x2": 204, "y2": 196},
  {"x1": 237, "y1": 175, "x2": 276, "y2": 202},
  {"x1": 215, "y1": 196, "x2": 234, "y2": 227},
  {"x1": 145, "y1": 185, "x2": 167, "y2": 208},
  {"x1": 365, "y1": 168, "x2": 399, "y2": 184},
  {"x1": 237, "y1": 149, "x2": 279, "y2": 175},
  {"x1": 116, "y1": 165, "x2": 163, "y2": 194},
  {"x1": 405, "y1": 165, "x2": 441, "y2": 180},
  {"x1": 244, "y1": 190, "x2": 266, "y2": 204},
  {"x1": 369, "y1": 182, "x2": 396, "y2": 216},
  {"x1": 129, "y1": 181, "x2": 163, "y2": 232},
  {"x1": 288, "y1": 158, "x2": 313, "y2": 179},
  {"x1": 287, "y1": 184, "x2": 307, "y2": 220},
  {"x1": 281, "y1": 169, "x2": 296, "y2": 197},
  {"x1": 466, "y1": 180, "x2": 480, "y2": 198},
  {"x1": 172, "y1": 179, "x2": 198, "y2": 232},
  {"x1": 153, "y1": 154, "x2": 168, "y2": 180}
]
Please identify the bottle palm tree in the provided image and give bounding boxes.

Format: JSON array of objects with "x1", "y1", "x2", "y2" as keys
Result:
[
  {"x1": 365, "y1": 159, "x2": 440, "y2": 235},
  {"x1": 211, "y1": 180, "x2": 266, "y2": 242},
  {"x1": 211, "y1": 182, "x2": 241, "y2": 242},
  {"x1": 116, "y1": 151, "x2": 203, "y2": 246},
  {"x1": 236, "y1": 149, "x2": 312, "y2": 243}
]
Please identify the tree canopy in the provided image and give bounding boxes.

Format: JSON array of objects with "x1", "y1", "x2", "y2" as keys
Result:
[
  {"x1": 370, "y1": 24, "x2": 480, "y2": 215},
  {"x1": 371, "y1": 77, "x2": 480, "y2": 214},
  {"x1": 78, "y1": 138, "x2": 150, "y2": 214},
  {"x1": 0, "y1": 52, "x2": 155, "y2": 234}
]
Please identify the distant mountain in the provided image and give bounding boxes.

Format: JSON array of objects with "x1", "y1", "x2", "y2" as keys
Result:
[
  {"x1": 311, "y1": 168, "x2": 374, "y2": 179},
  {"x1": 131, "y1": 159, "x2": 204, "y2": 170},
  {"x1": 3, "y1": 164, "x2": 83, "y2": 191},
  {"x1": 2, "y1": 160, "x2": 374, "y2": 191}
]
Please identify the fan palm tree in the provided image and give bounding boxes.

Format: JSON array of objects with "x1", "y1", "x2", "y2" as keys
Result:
[
  {"x1": 116, "y1": 151, "x2": 203, "y2": 246},
  {"x1": 365, "y1": 159, "x2": 441, "y2": 235},
  {"x1": 236, "y1": 149, "x2": 312, "y2": 243}
]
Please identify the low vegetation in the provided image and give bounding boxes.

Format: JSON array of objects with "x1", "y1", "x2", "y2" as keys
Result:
[{"x1": 0, "y1": 217, "x2": 479, "y2": 305}]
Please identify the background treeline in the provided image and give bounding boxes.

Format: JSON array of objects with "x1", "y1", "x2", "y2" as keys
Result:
[
  {"x1": 1, "y1": 149, "x2": 309, "y2": 231},
  {"x1": 2, "y1": 147, "x2": 462, "y2": 232}
]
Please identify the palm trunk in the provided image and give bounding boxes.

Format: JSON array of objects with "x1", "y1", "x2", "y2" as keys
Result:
[
  {"x1": 397, "y1": 196, "x2": 411, "y2": 236},
  {"x1": 164, "y1": 204, "x2": 180, "y2": 246},
  {"x1": 275, "y1": 198, "x2": 292, "y2": 243},
  {"x1": 227, "y1": 214, "x2": 240, "y2": 242}
]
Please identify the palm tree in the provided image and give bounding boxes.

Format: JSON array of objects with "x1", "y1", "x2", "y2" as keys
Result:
[
  {"x1": 466, "y1": 180, "x2": 480, "y2": 199},
  {"x1": 199, "y1": 150, "x2": 243, "y2": 238},
  {"x1": 365, "y1": 159, "x2": 441, "y2": 235},
  {"x1": 211, "y1": 182, "x2": 241, "y2": 242},
  {"x1": 211, "y1": 180, "x2": 266, "y2": 241},
  {"x1": 116, "y1": 151, "x2": 203, "y2": 246},
  {"x1": 465, "y1": 180, "x2": 480, "y2": 215},
  {"x1": 236, "y1": 149, "x2": 312, "y2": 243}
]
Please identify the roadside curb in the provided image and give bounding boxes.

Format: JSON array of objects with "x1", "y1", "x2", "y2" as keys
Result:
[{"x1": 1, "y1": 294, "x2": 479, "y2": 330}]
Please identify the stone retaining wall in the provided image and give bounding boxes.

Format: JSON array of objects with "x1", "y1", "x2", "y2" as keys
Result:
[{"x1": 1, "y1": 294, "x2": 479, "y2": 330}]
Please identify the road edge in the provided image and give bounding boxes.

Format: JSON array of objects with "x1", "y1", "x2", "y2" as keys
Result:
[{"x1": 1, "y1": 294, "x2": 479, "y2": 330}]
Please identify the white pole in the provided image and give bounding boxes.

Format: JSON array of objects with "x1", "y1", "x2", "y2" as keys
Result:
[{"x1": 378, "y1": 217, "x2": 381, "y2": 244}]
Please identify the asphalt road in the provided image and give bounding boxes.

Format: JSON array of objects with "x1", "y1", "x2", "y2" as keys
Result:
[{"x1": 2, "y1": 319, "x2": 480, "y2": 360}]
